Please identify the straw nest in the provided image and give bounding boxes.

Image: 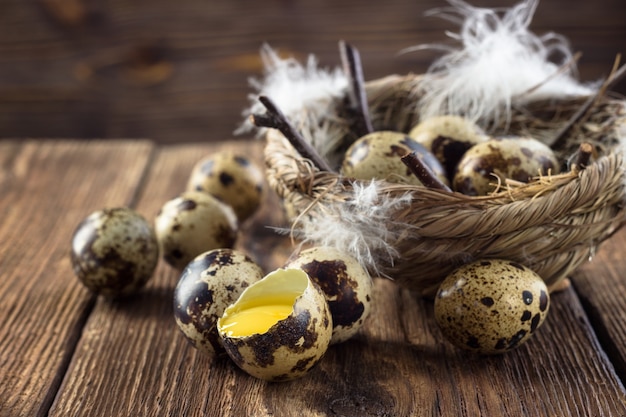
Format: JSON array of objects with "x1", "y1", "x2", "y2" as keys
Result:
[{"x1": 263, "y1": 73, "x2": 626, "y2": 297}]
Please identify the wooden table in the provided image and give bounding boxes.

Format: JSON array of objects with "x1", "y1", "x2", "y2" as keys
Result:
[{"x1": 2, "y1": 139, "x2": 626, "y2": 417}]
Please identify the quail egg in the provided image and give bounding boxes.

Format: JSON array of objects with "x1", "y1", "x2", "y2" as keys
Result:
[
  {"x1": 285, "y1": 246, "x2": 372, "y2": 344},
  {"x1": 173, "y1": 248, "x2": 264, "y2": 357},
  {"x1": 70, "y1": 207, "x2": 159, "y2": 297},
  {"x1": 155, "y1": 191, "x2": 238, "y2": 270},
  {"x1": 340, "y1": 131, "x2": 448, "y2": 186},
  {"x1": 434, "y1": 259, "x2": 550, "y2": 354},
  {"x1": 218, "y1": 268, "x2": 332, "y2": 381},
  {"x1": 408, "y1": 115, "x2": 488, "y2": 182},
  {"x1": 453, "y1": 137, "x2": 560, "y2": 196},
  {"x1": 187, "y1": 151, "x2": 265, "y2": 222}
]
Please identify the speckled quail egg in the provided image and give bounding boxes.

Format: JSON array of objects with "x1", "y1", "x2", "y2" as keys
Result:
[
  {"x1": 218, "y1": 268, "x2": 332, "y2": 381},
  {"x1": 453, "y1": 137, "x2": 560, "y2": 196},
  {"x1": 285, "y1": 246, "x2": 372, "y2": 344},
  {"x1": 70, "y1": 207, "x2": 159, "y2": 297},
  {"x1": 434, "y1": 259, "x2": 550, "y2": 354},
  {"x1": 173, "y1": 248, "x2": 264, "y2": 357},
  {"x1": 155, "y1": 191, "x2": 238, "y2": 270},
  {"x1": 408, "y1": 115, "x2": 488, "y2": 182},
  {"x1": 341, "y1": 131, "x2": 448, "y2": 186},
  {"x1": 186, "y1": 151, "x2": 265, "y2": 222}
]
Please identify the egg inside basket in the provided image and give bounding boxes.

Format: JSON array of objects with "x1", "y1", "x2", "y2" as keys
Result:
[{"x1": 242, "y1": 0, "x2": 626, "y2": 297}]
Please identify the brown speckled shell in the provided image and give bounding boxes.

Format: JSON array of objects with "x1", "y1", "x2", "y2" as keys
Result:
[
  {"x1": 408, "y1": 115, "x2": 488, "y2": 182},
  {"x1": 453, "y1": 137, "x2": 560, "y2": 196},
  {"x1": 434, "y1": 259, "x2": 550, "y2": 354},
  {"x1": 340, "y1": 131, "x2": 448, "y2": 186},
  {"x1": 218, "y1": 268, "x2": 332, "y2": 382},
  {"x1": 285, "y1": 246, "x2": 372, "y2": 344},
  {"x1": 70, "y1": 207, "x2": 159, "y2": 297},
  {"x1": 155, "y1": 191, "x2": 238, "y2": 270},
  {"x1": 173, "y1": 248, "x2": 264, "y2": 357},
  {"x1": 187, "y1": 151, "x2": 265, "y2": 222}
]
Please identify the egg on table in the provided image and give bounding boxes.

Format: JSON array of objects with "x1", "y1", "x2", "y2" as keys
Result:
[
  {"x1": 173, "y1": 248, "x2": 264, "y2": 357},
  {"x1": 452, "y1": 137, "x2": 560, "y2": 196},
  {"x1": 285, "y1": 246, "x2": 372, "y2": 344},
  {"x1": 217, "y1": 268, "x2": 332, "y2": 381},
  {"x1": 187, "y1": 151, "x2": 265, "y2": 222},
  {"x1": 434, "y1": 259, "x2": 550, "y2": 354},
  {"x1": 70, "y1": 207, "x2": 159, "y2": 297},
  {"x1": 408, "y1": 115, "x2": 488, "y2": 182},
  {"x1": 155, "y1": 191, "x2": 238, "y2": 270},
  {"x1": 340, "y1": 130, "x2": 448, "y2": 186}
]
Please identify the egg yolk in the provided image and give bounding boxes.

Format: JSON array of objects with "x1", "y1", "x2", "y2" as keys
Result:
[{"x1": 220, "y1": 304, "x2": 293, "y2": 337}]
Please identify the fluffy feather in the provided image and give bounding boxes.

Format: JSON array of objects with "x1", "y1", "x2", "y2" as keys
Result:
[
  {"x1": 236, "y1": 44, "x2": 348, "y2": 156},
  {"x1": 403, "y1": 0, "x2": 596, "y2": 129},
  {"x1": 290, "y1": 181, "x2": 413, "y2": 277}
]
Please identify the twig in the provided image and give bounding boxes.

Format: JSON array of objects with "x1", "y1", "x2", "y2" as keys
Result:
[
  {"x1": 401, "y1": 152, "x2": 452, "y2": 192},
  {"x1": 551, "y1": 54, "x2": 626, "y2": 150},
  {"x1": 251, "y1": 96, "x2": 333, "y2": 172},
  {"x1": 339, "y1": 40, "x2": 374, "y2": 137},
  {"x1": 570, "y1": 142, "x2": 594, "y2": 171}
]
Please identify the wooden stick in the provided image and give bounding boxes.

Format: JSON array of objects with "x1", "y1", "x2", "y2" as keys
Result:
[
  {"x1": 339, "y1": 40, "x2": 374, "y2": 137},
  {"x1": 401, "y1": 152, "x2": 452, "y2": 192},
  {"x1": 570, "y1": 142, "x2": 594, "y2": 171},
  {"x1": 551, "y1": 55, "x2": 626, "y2": 149},
  {"x1": 250, "y1": 95, "x2": 333, "y2": 172}
]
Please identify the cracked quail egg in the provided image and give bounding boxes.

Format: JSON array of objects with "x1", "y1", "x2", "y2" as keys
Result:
[
  {"x1": 187, "y1": 151, "x2": 265, "y2": 222},
  {"x1": 70, "y1": 207, "x2": 159, "y2": 297},
  {"x1": 155, "y1": 191, "x2": 238, "y2": 270},
  {"x1": 218, "y1": 268, "x2": 332, "y2": 381},
  {"x1": 453, "y1": 137, "x2": 560, "y2": 196},
  {"x1": 340, "y1": 131, "x2": 448, "y2": 186},
  {"x1": 408, "y1": 115, "x2": 488, "y2": 182},
  {"x1": 173, "y1": 248, "x2": 264, "y2": 357},
  {"x1": 285, "y1": 246, "x2": 372, "y2": 344},
  {"x1": 434, "y1": 259, "x2": 550, "y2": 354}
]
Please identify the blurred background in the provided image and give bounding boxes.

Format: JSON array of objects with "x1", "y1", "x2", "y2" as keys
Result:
[{"x1": 0, "y1": 0, "x2": 624, "y2": 143}]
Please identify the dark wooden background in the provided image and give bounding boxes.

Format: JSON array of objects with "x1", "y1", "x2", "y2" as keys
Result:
[{"x1": 1, "y1": 0, "x2": 624, "y2": 143}]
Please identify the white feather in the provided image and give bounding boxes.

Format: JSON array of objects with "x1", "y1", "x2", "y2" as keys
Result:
[
  {"x1": 403, "y1": 0, "x2": 596, "y2": 129},
  {"x1": 290, "y1": 181, "x2": 413, "y2": 277},
  {"x1": 236, "y1": 44, "x2": 348, "y2": 136}
]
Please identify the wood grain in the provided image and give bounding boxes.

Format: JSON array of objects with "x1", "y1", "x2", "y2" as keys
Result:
[
  {"x1": 42, "y1": 140, "x2": 626, "y2": 417},
  {"x1": 0, "y1": 140, "x2": 154, "y2": 417},
  {"x1": 0, "y1": 0, "x2": 624, "y2": 143}
]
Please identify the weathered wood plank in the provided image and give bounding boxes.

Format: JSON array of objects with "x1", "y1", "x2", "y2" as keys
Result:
[
  {"x1": 571, "y1": 227, "x2": 626, "y2": 380},
  {"x1": 48, "y1": 140, "x2": 626, "y2": 417},
  {"x1": 0, "y1": 140, "x2": 154, "y2": 417},
  {"x1": 0, "y1": 0, "x2": 624, "y2": 142}
]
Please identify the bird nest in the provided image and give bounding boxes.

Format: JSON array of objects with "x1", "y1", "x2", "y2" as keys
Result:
[{"x1": 261, "y1": 73, "x2": 626, "y2": 296}]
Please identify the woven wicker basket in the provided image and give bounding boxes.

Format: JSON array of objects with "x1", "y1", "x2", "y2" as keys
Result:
[{"x1": 264, "y1": 73, "x2": 626, "y2": 297}]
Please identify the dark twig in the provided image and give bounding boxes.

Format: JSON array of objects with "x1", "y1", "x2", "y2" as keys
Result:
[
  {"x1": 570, "y1": 142, "x2": 594, "y2": 171},
  {"x1": 251, "y1": 95, "x2": 333, "y2": 172},
  {"x1": 551, "y1": 56, "x2": 626, "y2": 150},
  {"x1": 401, "y1": 152, "x2": 452, "y2": 192},
  {"x1": 339, "y1": 40, "x2": 374, "y2": 137}
]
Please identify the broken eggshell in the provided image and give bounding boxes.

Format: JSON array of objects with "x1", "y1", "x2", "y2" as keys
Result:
[
  {"x1": 173, "y1": 248, "x2": 264, "y2": 357},
  {"x1": 217, "y1": 268, "x2": 332, "y2": 382},
  {"x1": 285, "y1": 246, "x2": 372, "y2": 344}
]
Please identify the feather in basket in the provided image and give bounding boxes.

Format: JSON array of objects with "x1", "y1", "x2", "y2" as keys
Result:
[{"x1": 240, "y1": 0, "x2": 626, "y2": 296}]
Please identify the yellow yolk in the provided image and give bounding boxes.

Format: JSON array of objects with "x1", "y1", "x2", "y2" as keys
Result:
[{"x1": 220, "y1": 304, "x2": 293, "y2": 337}]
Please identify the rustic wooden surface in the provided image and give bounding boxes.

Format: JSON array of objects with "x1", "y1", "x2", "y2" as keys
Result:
[
  {"x1": 1, "y1": 139, "x2": 626, "y2": 417},
  {"x1": 0, "y1": 0, "x2": 625, "y2": 143}
]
